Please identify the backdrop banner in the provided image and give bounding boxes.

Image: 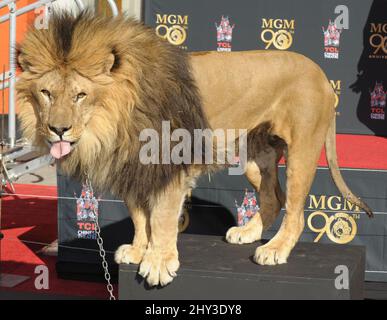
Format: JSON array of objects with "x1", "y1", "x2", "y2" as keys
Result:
[
  {"x1": 57, "y1": 165, "x2": 387, "y2": 282},
  {"x1": 144, "y1": 0, "x2": 387, "y2": 136},
  {"x1": 57, "y1": 0, "x2": 387, "y2": 282}
]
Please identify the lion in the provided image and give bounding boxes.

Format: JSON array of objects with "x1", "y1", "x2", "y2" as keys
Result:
[{"x1": 16, "y1": 12, "x2": 372, "y2": 287}]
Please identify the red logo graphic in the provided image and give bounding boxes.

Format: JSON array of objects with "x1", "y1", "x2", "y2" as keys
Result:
[
  {"x1": 235, "y1": 190, "x2": 259, "y2": 226},
  {"x1": 323, "y1": 20, "x2": 343, "y2": 59},
  {"x1": 76, "y1": 184, "x2": 99, "y2": 239},
  {"x1": 370, "y1": 82, "x2": 386, "y2": 120},
  {"x1": 215, "y1": 16, "x2": 235, "y2": 52}
]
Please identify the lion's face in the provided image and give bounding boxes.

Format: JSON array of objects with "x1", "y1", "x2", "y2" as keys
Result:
[{"x1": 25, "y1": 69, "x2": 102, "y2": 159}]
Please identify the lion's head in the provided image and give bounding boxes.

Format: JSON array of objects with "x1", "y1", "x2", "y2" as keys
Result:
[
  {"x1": 16, "y1": 12, "x2": 209, "y2": 202},
  {"x1": 16, "y1": 13, "x2": 135, "y2": 167},
  {"x1": 18, "y1": 66, "x2": 113, "y2": 158}
]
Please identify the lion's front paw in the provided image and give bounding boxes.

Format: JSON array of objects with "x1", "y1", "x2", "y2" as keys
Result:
[
  {"x1": 254, "y1": 243, "x2": 290, "y2": 265},
  {"x1": 226, "y1": 223, "x2": 262, "y2": 244},
  {"x1": 115, "y1": 244, "x2": 146, "y2": 265},
  {"x1": 138, "y1": 248, "x2": 179, "y2": 287}
]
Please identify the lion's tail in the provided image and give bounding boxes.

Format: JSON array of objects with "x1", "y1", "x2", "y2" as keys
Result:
[{"x1": 325, "y1": 116, "x2": 373, "y2": 217}]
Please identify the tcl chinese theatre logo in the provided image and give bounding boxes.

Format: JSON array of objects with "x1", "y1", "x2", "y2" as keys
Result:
[
  {"x1": 307, "y1": 195, "x2": 360, "y2": 244},
  {"x1": 215, "y1": 16, "x2": 235, "y2": 52},
  {"x1": 260, "y1": 18, "x2": 295, "y2": 50},
  {"x1": 323, "y1": 20, "x2": 343, "y2": 59},
  {"x1": 370, "y1": 81, "x2": 386, "y2": 120},
  {"x1": 76, "y1": 184, "x2": 99, "y2": 240},
  {"x1": 155, "y1": 14, "x2": 188, "y2": 49},
  {"x1": 369, "y1": 23, "x2": 387, "y2": 59}
]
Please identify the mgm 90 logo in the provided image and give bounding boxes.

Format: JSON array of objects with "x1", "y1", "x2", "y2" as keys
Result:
[
  {"x1": 155, "y1": 14, "x2": 188, "y2": 49},
  {"x1": 307, "y1": 195, "x2": 360, "y2": 244},
  {"x1": 369, "y1": 23, "x2": 387, "y2": 59},
  {"x1": 330, "y1": 80, "x2": 342, "y2": 114},
  {"x1": 260, "y1": 18, "x2": 295, "y2": 50}
]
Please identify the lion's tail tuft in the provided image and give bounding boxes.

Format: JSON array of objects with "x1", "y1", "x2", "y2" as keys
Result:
[{"x1": 325, "y1": 116, "x2": 373, "y2": 218}]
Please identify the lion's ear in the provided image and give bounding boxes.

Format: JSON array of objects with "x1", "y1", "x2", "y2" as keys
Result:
[{"x1": 104, "y1": 51, "x2": 120, "y2": 75}]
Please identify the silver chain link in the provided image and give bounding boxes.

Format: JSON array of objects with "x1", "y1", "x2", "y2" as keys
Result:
[{"x1": 86, "y1": 174, "x2": 116, "y2": 300}]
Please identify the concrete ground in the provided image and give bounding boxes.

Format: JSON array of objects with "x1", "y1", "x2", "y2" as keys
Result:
[{"x1": 15, "y1": 163, "x2": 57, "y2": 186}]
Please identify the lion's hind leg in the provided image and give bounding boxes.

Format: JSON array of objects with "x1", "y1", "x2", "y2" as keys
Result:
[
  {"x1": 115, "y1": 206, "x2": 150, "y2": 265},
  {"x1": 226, "y1": 146, "x2": 285, "y2": 244},
  {"x1": 254, "y1": 128, "x2": 327, "y2": 265}
]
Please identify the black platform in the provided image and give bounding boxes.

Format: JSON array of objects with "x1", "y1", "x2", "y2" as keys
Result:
[{"x1": 119, "y1": 234, "x2": 365, "y2": 300}]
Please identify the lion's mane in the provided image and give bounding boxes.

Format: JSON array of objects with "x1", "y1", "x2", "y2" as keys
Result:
[{"x1": 17, "y1": 11, "x2": 211, "y2": 207}]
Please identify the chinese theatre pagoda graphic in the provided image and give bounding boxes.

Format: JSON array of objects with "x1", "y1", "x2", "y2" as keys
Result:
[
  {"x1": 215, "y1": 15, "x2": 235, "y2": 52},
  {"x1": 235, "y1": 190, "x2": 259, "y2": 226},
  {"x1": 322, "y1": 20, "x2": 342, "y2": 59},
  {"x1": 370, "y1": 82, "x2": 386, "y2": 120},
  {"x1": 76, "y1": 184, "x2": 99, "y2": 239}
]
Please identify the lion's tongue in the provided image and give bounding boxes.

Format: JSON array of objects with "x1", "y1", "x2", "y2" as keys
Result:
[{"x1": 50, "y1": 141, "x2": 71, "y2": 159}]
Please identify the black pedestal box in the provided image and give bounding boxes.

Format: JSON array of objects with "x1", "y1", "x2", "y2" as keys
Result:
[{"x1": 119, "y1": 234, "x2": 365, "y2": 300}]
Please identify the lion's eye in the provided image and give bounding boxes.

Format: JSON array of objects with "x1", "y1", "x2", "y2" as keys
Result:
[
  {"x1": 75, "y1": 92, "x2": 87, "y2": 102},
  {"x1": 41, "y1": 89, "x2": 51, "y2": 99}
]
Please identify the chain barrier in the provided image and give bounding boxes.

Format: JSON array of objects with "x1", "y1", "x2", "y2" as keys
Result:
[{"x1": 84, "y1": 174, "x2": 116, "y2": 300}]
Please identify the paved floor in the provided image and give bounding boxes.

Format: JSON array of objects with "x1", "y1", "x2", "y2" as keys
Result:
[
  {"x1": 0, "y1": 290, "x2": 98, "y2": 300},
  {"x1": 14, "y1": 164, "x2": 57, "y2": 186}
]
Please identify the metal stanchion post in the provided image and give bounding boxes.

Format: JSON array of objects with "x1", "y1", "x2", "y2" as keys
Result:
[{"x1": 8, "y1": 1, "x2": 16, "y2": 148}]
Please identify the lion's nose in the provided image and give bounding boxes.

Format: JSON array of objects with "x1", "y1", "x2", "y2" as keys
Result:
[{"x1": 49, "y1": 125, "x2": 72, "y2": 137}]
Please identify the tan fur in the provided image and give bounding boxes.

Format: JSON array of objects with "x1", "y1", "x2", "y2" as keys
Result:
[
  {"x1": 192, "y1": 50, "x2": 372, "y2": 266},
  {"x1": 17, "y1": 13, "x2": 372, "y2": 287}
]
